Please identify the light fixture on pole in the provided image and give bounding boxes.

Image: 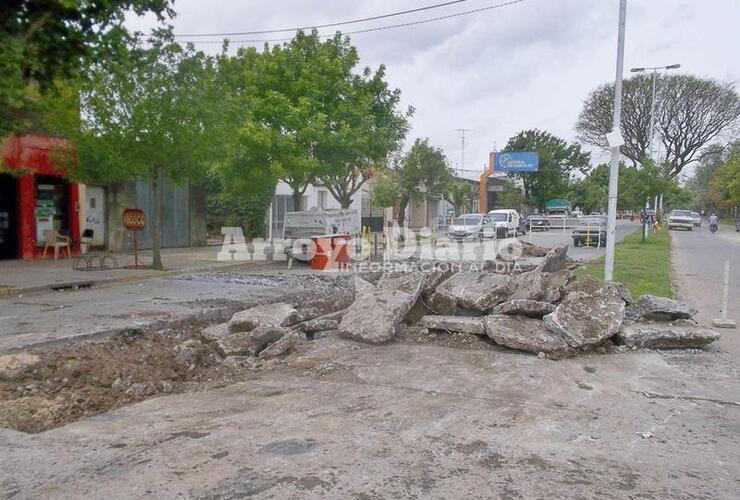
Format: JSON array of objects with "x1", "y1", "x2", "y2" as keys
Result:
[
  {"x1": 629, "y1": 64, "x2": 681, "y2": 155},
  {"x1": 604, "y1": 0, "x2": 627, "y2": 282}
]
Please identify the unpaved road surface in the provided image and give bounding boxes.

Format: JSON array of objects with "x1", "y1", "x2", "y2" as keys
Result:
[
  {"x1": 0, "y1": 271, "x2": 330, "y2": 353},
  {"x1": 2, "y1": 333, "x2": 739, "y2": 499}
]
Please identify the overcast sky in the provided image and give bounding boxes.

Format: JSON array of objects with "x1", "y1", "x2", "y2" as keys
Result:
[{"x1": 127, "y1": 0, "x2": 740, "y2": 179}]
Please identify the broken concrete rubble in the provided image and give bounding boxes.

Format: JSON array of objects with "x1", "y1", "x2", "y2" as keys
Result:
[
  {"x1": 420, "y1": 315, "x2": 486, "y2": 335},
  {"x1": 539, "y1": 245, "x2": 568, "y2": 273},
  {"x1": 543, "y1": 286, "x2": 625, "y2": 348},
  {"x1": 0, "y1": 352, "x2": 41, "y2": 380},
  {"x1": 338, "y1": 279, "x2": 419, "y2": 344},
  {"x1": 457, "y1": 272, "x2": 511, "y2": 312},
  {"x1": 172, "y1": 339, "x2": 203, "y2": 368},
  {"x1": 541, "y1": 269, "x2": 575, "y2": 303},
  {"x1": 563, "y1": 275, "x2": 632, "y2": 304},
  {"x1": 615, "y1": 321, "x2": 720, "y2": 349},
  {"x1": 258, "y1": 331, "x2": 301, "y2": 359},
  {"x1": 491, "y1": 299, "x2": 555, "y2": 318},
  {"x1": 228, "y1": 303, "x2": 299, "y2": 333},
  {"x1": 508, "y1": 268, "x2": 544, "y2": 301},
  {"x1": 519, "y1": 240, "x2": 550, "y2": 257},
  {"x1": 625, "y1": 295, "x2": 698, "y2": 321},
  {"x1": 484, "y1": 315, "x2": 571, "y2": 356},
  {"x1": 299, "y1": 317, "x2": 339, "y2": 333},
  {"x1": 215, "y1": 325, "x2": 287, "y2": 357}
]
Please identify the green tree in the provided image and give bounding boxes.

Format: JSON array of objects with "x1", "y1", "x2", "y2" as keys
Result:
[
  {"x1": 0, "y1": 0, "x2": 173, "y2": 138},
  {"x1": 371, "y1": 138, "x2": 452, "y2": 227},
  {"x1": 503, "y1": 129, "x2": 591, "y2": 211},
  {"x1": 686, "y1": 142, "x2": 740, "y2": 213},
  {"x1": 446, "y1": 180, "x2": 474, "y2": 215},
  {"x1": 53, "y1": 31, "x2": 221, "y2": 269},
  {"x1": 311, "y1": 34, "x2": 411, "y2": 208},
  {"x1": 709, "y1": 151, "x2": 740, "y2": 209}
]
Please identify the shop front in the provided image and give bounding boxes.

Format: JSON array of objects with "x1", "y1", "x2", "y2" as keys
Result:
[{"x1": 0, "y1": 134, "x2": 80, "y2": 259}]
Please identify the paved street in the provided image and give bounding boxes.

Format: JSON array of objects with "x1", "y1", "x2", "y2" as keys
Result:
[
  {"x1": 671, "y1": 224, "x2": 740, "y2": 329},
  {"x1": 521, "y1": 219, "x2": 638, "y2": 261}
]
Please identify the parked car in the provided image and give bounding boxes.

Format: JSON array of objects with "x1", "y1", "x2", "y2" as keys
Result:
[
  {"x1": 447, "y1": 214, "x2": 494, "y2": 240},
  {"x1": 691, "y1": 212, "x2": 701, "y2": 227},
  {"x1": 667, "y1": 209, "x2": 694, "y2": 231},
  {"x1": 572, "y1": 227, "x2": 607, "y2": 247},
  {"x1": 527, "y1": 214, "x2": 551, "y2": 232},
  {"x1": 487, "y1": 209, "x2": 521, "y2": 237}
]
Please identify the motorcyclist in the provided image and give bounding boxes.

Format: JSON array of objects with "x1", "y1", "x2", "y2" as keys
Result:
[{"x1": 709, "y1": 213, "x2": 719, "y2": 232}]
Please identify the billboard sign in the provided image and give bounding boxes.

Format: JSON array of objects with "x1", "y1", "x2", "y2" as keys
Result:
[{"x1": 493, "y1": 152, "x2": 539, "y2": 173}]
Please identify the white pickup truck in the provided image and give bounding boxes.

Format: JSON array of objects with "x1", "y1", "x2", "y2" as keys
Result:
[{"x1": 667, "y1": 209, "x2": 694, "y2": 231}]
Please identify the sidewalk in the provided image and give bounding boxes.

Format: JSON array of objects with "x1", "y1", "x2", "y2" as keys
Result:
[{"x1": 0, "y1": 245, "x2": 264, "y2": 295}]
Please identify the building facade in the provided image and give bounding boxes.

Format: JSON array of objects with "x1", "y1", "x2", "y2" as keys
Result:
[{"x1": 0, "y1": 134, "x2": 81, "y2": 259}]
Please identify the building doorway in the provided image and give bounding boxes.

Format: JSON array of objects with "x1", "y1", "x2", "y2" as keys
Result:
[{"x1": 0, "y1": 174, "x2": 17, "y2": 259}]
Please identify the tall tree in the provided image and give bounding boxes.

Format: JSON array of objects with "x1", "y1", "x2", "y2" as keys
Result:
[
  {"x1": 709, "y1": 151, "x2": 740, "y2": 209},
  {"x1": 576, "y1": 74, "x2": 740, "y2": 177},
  {"x1": 53, "y1": 31, "x2": 221, "y2": 269},
  {"x1": 371, "y1": 138, "x2": 452, "y2": 227},
  {"x1": 686, "y1": 142, "x2": 739, "y2": 213},
  {"x1": 226, "y1": 33, "x2": 324, "y2": 211},
  {"x1": 312, "y1": 34, "x2": 411, "y2": 208},
  {"x1": 0, "y1": 0, "x2": 173, "y2": 137},
  {"x1": 503, "y1": 129, "x2": 591, "y2": 211}
]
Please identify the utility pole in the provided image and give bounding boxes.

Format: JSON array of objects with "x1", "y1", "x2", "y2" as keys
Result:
[
  {"x1": 604, "y1": 0, "x2": 627, "y2": 282},
  {"x1": 455, "y1": 129, "x2": 472, "y2": 176},
  {"x1": 629, "y1": 63, "x2": 680, "y2": 221}
]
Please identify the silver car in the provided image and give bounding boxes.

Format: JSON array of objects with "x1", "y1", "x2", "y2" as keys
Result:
[
  {"x1": 691, "y1": 212, "x2": 701, "y2": 227},
  {"x1": 447, "y1": 214, "x2": 494, "y2": 240}
]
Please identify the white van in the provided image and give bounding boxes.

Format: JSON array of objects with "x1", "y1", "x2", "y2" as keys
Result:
[{"x1": 487, "y1": 209, "x2": 520, "y2": 237}]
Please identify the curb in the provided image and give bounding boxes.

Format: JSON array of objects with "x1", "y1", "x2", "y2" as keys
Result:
[{"x1": 0, "y1": 261, "x2": 259, "y2": 299}]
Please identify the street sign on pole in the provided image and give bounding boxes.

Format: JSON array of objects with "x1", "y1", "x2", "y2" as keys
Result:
[{"x1": 605, "y1": 0, "x2": 627, "y2": 282}]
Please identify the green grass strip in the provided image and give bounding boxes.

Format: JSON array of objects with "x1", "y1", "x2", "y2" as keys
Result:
[{"x1": 577, "y1": 227, "x2": 673, "y2": 298}]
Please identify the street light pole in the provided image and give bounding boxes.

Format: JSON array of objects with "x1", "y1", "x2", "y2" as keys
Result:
[
  {"x1": 604, "y1": 0, "x2": 628, "y2": 282},
  {"x1": 628, "y1": 63, "x2": 681, "y2": 222}
]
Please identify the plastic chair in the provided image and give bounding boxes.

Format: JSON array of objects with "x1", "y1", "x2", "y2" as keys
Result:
[{"x1": 42, "y1": 229, "x2": 71, "y2": 259}]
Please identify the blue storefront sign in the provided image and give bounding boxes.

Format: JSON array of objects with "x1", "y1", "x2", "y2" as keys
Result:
[{"x1": 493, "y1": 152, "x2": 539, "y2": 172}]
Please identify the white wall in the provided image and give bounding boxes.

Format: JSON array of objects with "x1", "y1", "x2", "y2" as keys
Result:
[{"x1": 274, "y1": 180, "x2": 362, "y2": 213}]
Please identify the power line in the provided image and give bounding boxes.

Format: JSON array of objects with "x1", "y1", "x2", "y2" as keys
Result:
[
  {"x1": 175, "y1": 0, "x2": 472, "y2": 37},
  {"x1": 178, "y1": 0, "x2": 526, "y2": 45}
]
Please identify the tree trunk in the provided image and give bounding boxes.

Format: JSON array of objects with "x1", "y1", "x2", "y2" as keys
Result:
[
  {"x1": 151, "y1": 165, "x2": 163, "y2": 270},
  {"x1": 291, "y1": 189, "x2": 303, "y2": 211},
  {"x1": 340, "y1": 196, "x2": 351, "y2": 209}
]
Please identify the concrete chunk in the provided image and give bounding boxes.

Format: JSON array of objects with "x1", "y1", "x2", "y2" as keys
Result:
[
  {"x1": 228, "y1": 303, "x2": 298, "y2": 333},
  {"x1": 615, "y1": 321, "x2": 720, "y2": 349},
  {"x1": 484, "y1": 315, "x2": 570, "y2": 355},
  {"x1": 625, "y1": 295, "x2": 698, "y2": 321},
  {"x1": 420, "y1": 315, "x2": 486, "y2": 335}
]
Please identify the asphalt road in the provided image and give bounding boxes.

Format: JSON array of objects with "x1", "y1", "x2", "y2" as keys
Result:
[
  {"x1": 522, "y1": 220, "x2": 638, "y2": 261},
  {"x1": 670, "y1": 223, "x2": 740, "y2": 328}
]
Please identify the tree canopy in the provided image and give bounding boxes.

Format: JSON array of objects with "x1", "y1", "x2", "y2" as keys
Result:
[
  {"x1": 0, "y1": 0, "x2": 173, "y2": 137},
  {"x1": 502, "y1": 129, "x2": 591, "y2": 211},
  {"x1": 371, "y1": 138, "x2": 452, "y2": 226},
  {"x1": 576, "y1": 73, "x2": 740, "y2": 177},
  {"x1": 52, "y1": 31, "x2": 221, "y2": 268}
]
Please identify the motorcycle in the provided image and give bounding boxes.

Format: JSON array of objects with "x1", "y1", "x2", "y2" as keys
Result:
[{"x1": 709, "y1": 223, "x2": 718, "y2": 234}]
